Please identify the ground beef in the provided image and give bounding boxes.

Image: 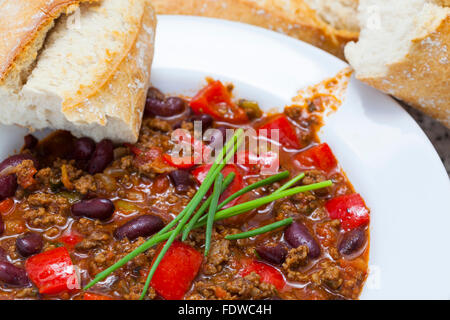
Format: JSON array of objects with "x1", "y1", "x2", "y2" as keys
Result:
[
  {"x1": 302, "y1": 170, "x2": 330, "y2": 196},
  {"x1": 138, "y1": 128, "x2": 172, "y2": 152},
  {"x1": 311, "y1": 261, "x2": 343, "y2": 290},
  {"x1": 35, "y1": 167, "x2": 54, "y2": 185},
  {"x1": 75, "y1": 230, "x2": 111, "y2": 251},
  {"x1": 73, "y1": 175, "x2": 96, "y2": 195},
  {"x1": 282, "y1": 246, "x2": 309, "y2": 281},
  {"x1": 118, "y1": 155, "x2": 134, "y2": 170},
  {"x1": 203, "y1": 239, "x2": 230, "y2": 275},
  {"x1": 61, "y1": 163, "x2": 82, "y2": 182},
  {"x1": 143, "y1": 118, "x2": 172, "y2": 132},
  {"x1": 133, "y1": 149, "x2": 174, "y2": 177},
  {"x1": 274, "y1": 200, "x2": 299, "y2": 220},
  {"x1": 189, "y1": 278, "x2": 232, "y2": 300},
  {"x1": 291, "y1": 192, "x2": 320, "y2": 215},
  {"x1": 225, "y1": 272, "x2": 277, "y2": 299},
  {"x1": 14, "y1": 160, "x2": 37, "y2": 189},
  {"x1": 21, "y1": 193, "x2": 70, "y2": 229}
]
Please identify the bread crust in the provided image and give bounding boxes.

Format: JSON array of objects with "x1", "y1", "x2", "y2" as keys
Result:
[
  {"x1": 151, "y1": 0, "x2": 358, "y2": 59},
  {"x1": 0, "y1": 0, "x2": 156, "y2": 143},
  {"x1": 356, "y1": 16, "x2": 450, "y2": 128},
  {"x1": 0, "y1": 0, "x2": 100, "y2": 84},
  {"x1": 63, "y1": 0, "x2": 156, "y2": 141}
]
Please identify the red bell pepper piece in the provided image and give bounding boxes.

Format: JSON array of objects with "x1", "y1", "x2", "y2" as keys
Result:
[
  {"x1": 84, "y1": 293, "x2": 114, "y2": 300},
  {"x1": 126, "y1": 144, "x2": 164, "y2": 163},
  {"x1": 240, "y1": 260, "x2": 285, "y2": 291},
  {"x1": 191, "y1": 164, "x2": 244, "y2": 207},
  {"x1": 258, "y1": 115, "x2": 301, "y2": 149},
  {"x1": 59, "y1": 233, "x2": 83, "y2": 249},
  {"x1": 124, "y1": 143, "x2": 144, "y2": 157},
  {"x1": 189, "y1": 80, "x2": 248, "y2": 123},
  {"x1": 25, "y1": 247, "x2": 79, "y2": 295},
  {"x1": 325, "y1": 193, "x2": 369, "y2": 231},
  {"x1": 163, "y1": 130, "x2": 211, "y2": 169},
  {"x1": 163, "y1": 154, "x2": 194, "y2": 169},
  {"x1": 150, "y1": 241, "x2": 202, "y2": 300},
  {"x1": 295, "y1": 143, "x2": 337, "y2": 172},
  {"x1": 126, "y1": 144, "x2": 173, "y2": 173}
]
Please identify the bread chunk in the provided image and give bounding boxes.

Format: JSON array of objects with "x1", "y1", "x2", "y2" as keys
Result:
[
  {"x1": 345, "y1": 0, "x2": 449, "y2": 127},
  {"x1": 0, "y1": 0, "x2": 156, "y2": 142}
]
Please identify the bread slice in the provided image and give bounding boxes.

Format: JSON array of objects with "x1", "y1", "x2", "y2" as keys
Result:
[
  {"x1": 0, "y1": 0, "x2": 156, "y2": 142},
  {"x1": 151, "y1": 0, "x2": 359, "y2": 59},
  {"x1": 0, "y1": 0, "x2": 99, "y2": 89},
  {"x1": 345, "y1": 0, "x2": 449, "y2": 128}
]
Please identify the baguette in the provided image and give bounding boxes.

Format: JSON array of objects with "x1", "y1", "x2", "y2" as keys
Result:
[
  {"x1": 345, "y1": 0, "x2": 450, "y2": 128},
  {"x1": 151, "y1": 0, "x2": 359, "y2": 59},
  {"x1": 0, "y1": 0, "x2": 157, "y2": 142}
]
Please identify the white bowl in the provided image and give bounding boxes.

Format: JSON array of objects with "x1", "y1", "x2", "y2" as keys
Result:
[{"x1": 1, "y1": 15, "x2": 449, "y2": 299}]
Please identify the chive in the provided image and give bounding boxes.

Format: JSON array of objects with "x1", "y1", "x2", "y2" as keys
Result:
[
  {"x1": 225, "y1": 218, "x2": 293, "y2": 240},
  {"x1": 84, "y1": 179, "x2": 332, "y2": 291},
  {"x1": 183, "y1": 171, "x2": 288, "y2": 241},
  {"x1": 138, "y1": 131, "x2": 244, "y2": 299},
  {"x1": 274, "y1": 172, "x2": 305, "y2": 194},
  {"x1": 204, "y1": 174, "x2": 223, "y2": 256},
  {"x1": 85, "y1": 129, "x2": 243, "y2": 293},
  {"x1": 219, "y1": 171, "x2": 290, "y2": 208},
  {"x1": 198, "y1": 180, "x2": 332, "y2": 224},
  {"x1": 155, "y1": 129, "x2": 244, "y2": 236},
  {"x1": 182, "y1": 173, "x2": 235, "y2": 241}
]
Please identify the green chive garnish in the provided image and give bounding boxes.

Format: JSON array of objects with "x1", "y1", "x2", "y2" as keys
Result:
[
  {"x1": 219, "y1": 171, "x2": 290, "y2": 208},
  {"x1": 155, "y1": 129, "x2": 244, "y2": 236},
  {"x1": 181, "y1": 172, "x2": 235, "y2": 241},
  {"x1": 204, "y1": 174, "x2": 223, "y2": 256},
  {"x1": 198, "y1": 180, "x2": 332, "y2": 224},
  {"x1": 274, "y1": 172, "x2": 305, "y2": 194},
  {"x1": 138, "y1": 131, "x2": 244, "y2": 299},
  {"x1": 225, "y1": 218, "x2": 293, "y2": 240},
  {"x1": 183, "y1": 171, "x2": 289, "y2": 241}
]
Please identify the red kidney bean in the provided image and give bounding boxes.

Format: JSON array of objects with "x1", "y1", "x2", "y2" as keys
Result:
[
  {"x1": 165, "y1": 97, "x2": 186, "y2": 115},
  {"x1": 73, "y1": 137, "x2": 96, "y2": 160},
  {"x1": 0, "y1": 174, "x2": 18, "y2": 201},
  {"x1": 284, "y1": 221, "x2": 321, "y2": 259},
  {"x1": 114, "y1": 215, "x2": 164, "y2": 241},
  {"x1": 0, "y1": 248, "x2": 7, "y2": 262},
  {"x1": 0, "y1": 261, "x2": 29, "y2": 286},
  {"x1": 338, "y1": 227, "x2": 367, "y2": 256},
  {"x1": 16, "y1": 232, "x2": 43, "y2": 257},
  {"x1": 71, "y1": 198, "x2": 115, "y2": 220},
  {"x1": 208, "y1": 126, "x2": 228, "y2": 148},
  {"x1": 189, "y1": 114, "x2": 213, "y2": 131},
  {"x1": 256, "y1": 243, "x2": 288, "y2": 265},
  {"x1": 168, "y1": 170, "x2": 193, "y2": 193},
  {"x1": 24, "y1": 134, "x2": 38, "y2": 150},
  {"x1": 0, "y1": 154, "x2": 39, "y2": 173},
  {"x1": 146, "y1": 96, "x2": 186, "y2": 117},
  {"x1": 87, "y1": 139, "x2": 114, "y2": 174},
  {"x1": 147, "y1": 87, "x2": 165, "y2": 101}
]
